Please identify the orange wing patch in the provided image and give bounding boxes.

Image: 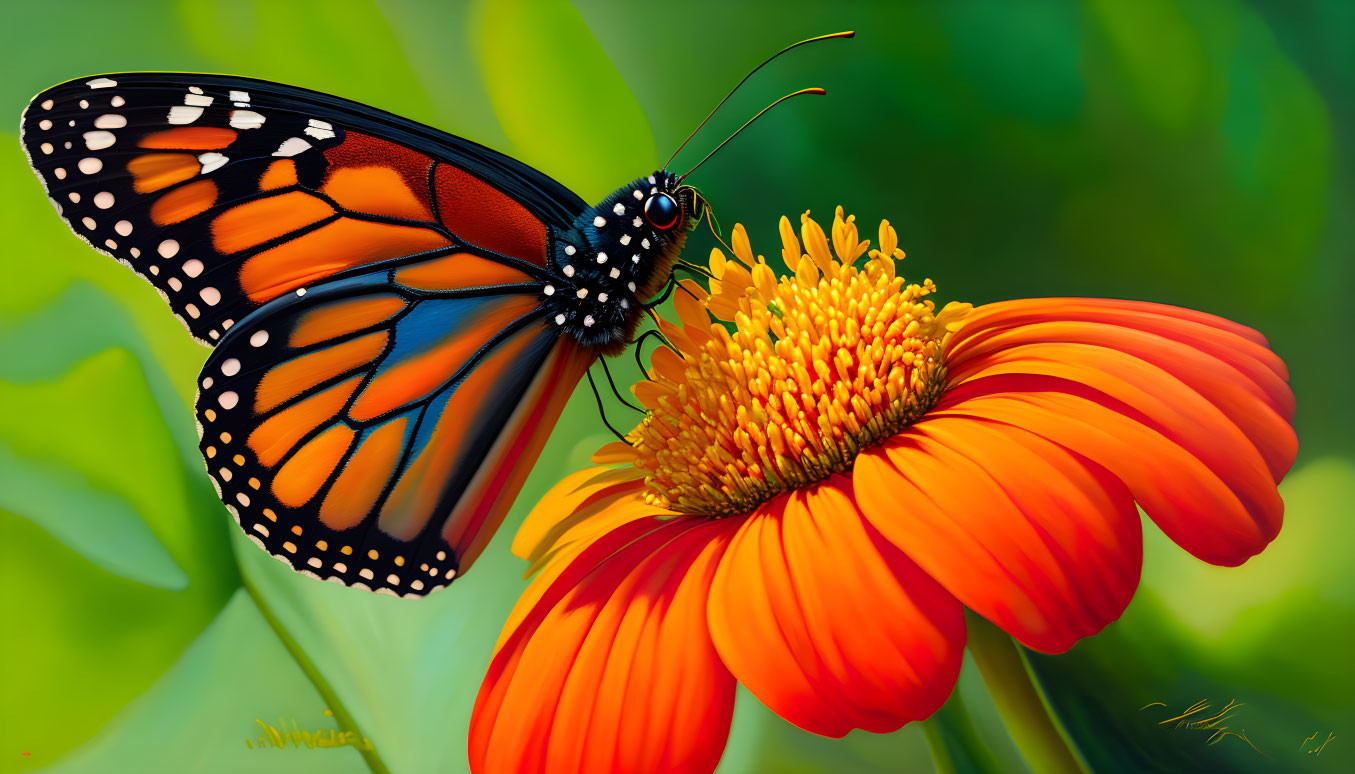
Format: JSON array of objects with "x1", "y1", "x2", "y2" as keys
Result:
[
  {"x1": 255, "y1": 331, "x2": 389, "y2": 414},
  {"x1": 322, "y1": 166, "x2": 433, "y2": 222},
  {"x1": 394, "y1": 252, "x2": 535, "y2": 291},
  {"x1": 150, "y1": 179, "x2": 218, "y2": 226},
  {"x1": 433, "y1": 164, "x2": 548, "y2": 267},
  {"x1": 139, "y1": 127, "x2": 238, "y2": 149},
  {"x1": 273, "y1": 424, "x2": 356, "y2": 507},
  {"x1": 239, "y1": 219, "x2": 450, "y2": 302},
  {"x1": 248, "y1": 376, "x2": 362, "y2": 468},
  {"x1": 260, "y1": 160, "x2": 298, "y2": 191},
  {"x1": 348, "y1": 294, "x2": 539, "y2": 423},
  {"x1": 320, "y1": 417, "x2": 409, "y2": 531},
  {"x1": 127, "y1": 153, "x2": 199, "y2": 193},
  {"x1": 290, "y1": 295, "x2": 407, "y2": 348},
  {"x1": 212, "y1": 191, "x2": 335, "y2": 254}
]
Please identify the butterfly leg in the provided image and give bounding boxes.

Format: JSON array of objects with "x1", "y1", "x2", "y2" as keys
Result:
[
  {"x1": 629, "y1": 328, "x2": 673, "y2": 379},
  {"x1": 585, "y1": 367, "x2": 631, "y2": 443},
  {"x1": 599, "y1": 356, "x2": 642, "y2": 412},
  {"x1": 642, "y1": 277, "x2": 678, "y2": 309}
]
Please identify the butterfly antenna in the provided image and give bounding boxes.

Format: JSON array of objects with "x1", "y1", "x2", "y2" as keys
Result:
[
  {"x1": 663, "y1": 30, "x2": 854, "y2": 170},
  {"x1": 677, "y1": 88, "x2": 826, "y2": 184}
]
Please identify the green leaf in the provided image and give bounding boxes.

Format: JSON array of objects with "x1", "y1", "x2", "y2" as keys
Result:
[
  {"x1": 471, "y1": 0, "x2": 656, "y2": 200},
  {"x1": 0, "y1": 347, "x2": 239, "y2": 769},
  {"x1": 0, "y1": 439, "x2": 186, "y2": 590}
]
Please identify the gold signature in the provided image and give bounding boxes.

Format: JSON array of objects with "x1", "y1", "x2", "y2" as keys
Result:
[
  {"x1": 1140, "y1": 699, "x2": 1267, "y2": 757},
  {"x1": 245, "y1": 710, "x2": 374, "y2": 752},
  {"x1": 1300, "y1": 731, "x2": 1335, "y2": 756}
]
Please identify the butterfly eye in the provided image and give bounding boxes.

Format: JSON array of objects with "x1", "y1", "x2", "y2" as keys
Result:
[{"x1": 643, "y1": 192, "x2": 681, "y2": 230}]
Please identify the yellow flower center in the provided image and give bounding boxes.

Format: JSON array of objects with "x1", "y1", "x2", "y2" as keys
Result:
[{"x1": 629, "y1": 207, "x2": 971, "y2": 516}]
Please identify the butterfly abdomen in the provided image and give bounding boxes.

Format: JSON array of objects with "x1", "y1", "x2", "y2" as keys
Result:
[{"x1": 543, "y1": 170, "x2": 687, "y2": 356}]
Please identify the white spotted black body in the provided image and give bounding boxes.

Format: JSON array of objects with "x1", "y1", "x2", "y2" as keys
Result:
[{"x1": 543, "y1": 170, "x2": 694, "y2": 355}]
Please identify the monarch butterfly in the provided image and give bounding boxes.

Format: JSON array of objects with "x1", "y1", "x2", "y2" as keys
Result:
[{"x1": 18, "y1": 33, "x2": 852, "y2": 598}]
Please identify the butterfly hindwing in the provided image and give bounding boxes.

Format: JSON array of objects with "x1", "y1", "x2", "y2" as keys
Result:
[
  {"x1": 20, "y1": 73, "x2": 585, "y2": 344},
  {"x1": 198, "y1": 254, "x2": 590, "y2": 596}
]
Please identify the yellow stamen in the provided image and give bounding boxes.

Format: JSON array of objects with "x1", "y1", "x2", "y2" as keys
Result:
[{"x1": 630, "y1": 207, "x2": 971, "y2": 516}]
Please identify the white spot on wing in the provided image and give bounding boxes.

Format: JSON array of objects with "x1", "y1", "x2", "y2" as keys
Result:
[
  {"x1": 87, "y1": 78, "x2": 117, "y2": 89},
  {"x1": 273, "y1": 137, "x2": 311, "y2": 157},
  {"x1": 94, "y1": 114, "x2": 126, "y2": 129},
  {"x1": 200, "y1": 286, "x2": 221, "y2": 305},
  {"x1": 182, "y1": 258, "x2": 204, "y2": 277},
  {"x1": 229, "y1": 90, "x2": 250, "y2": 102},
  {"x1": 229, "y1": 109, "x2": 265, "y2": 129},
  {"x1": 93, "y1": 191, "x2": 115, "y2": 209},
  {"x1": 110, "y1": 95, "x2": 125, "y2": 107},
  {"x1": 40, "y1": 99, "x2": 53, "y2": 110},
  {"x1": 198, "y1": 152, "x2": 228, "y2": 174},
  {"x1": 221, "y1": 358, "x2": 241, "y2": 376},
  {"x1": 218, "y1": 391, "x2": 238, "y2": 409},
  {"x1": 158, "y1": 239, "x2": 179, "y2": 258},
  {"x1": 613, "y1": 202, "x2": 626, "y2": 215},
  {"x1": 115, "y1": 220, "x2": 132, "y2": 236},
  {"x1": 184, "y1": 93, "x2": 213, "y2": 107},
  {"x1": 250, "y1": 330, "x2": 269, "y2": 347},
  {"x1": 78, "y1": 157, "x2": 102, "y2": 174},
  {"x1": 593, "y1": 216, "x2": 606, "y2": 227},
  {"x1": 304, "y1": 119, "x2": 335, "y2": 140},
  {"x1": 168, "y1": 105, "x2": 203, "y2": 124}
]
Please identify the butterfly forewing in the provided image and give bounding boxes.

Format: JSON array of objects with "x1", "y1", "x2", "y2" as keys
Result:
[{"x1": 20, "y1": 73, "x2": 581, "y2": 344}]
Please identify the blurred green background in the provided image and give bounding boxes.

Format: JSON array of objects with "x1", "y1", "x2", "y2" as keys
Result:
[{"x1": 1, "y1": 1, "x2": 1350, "y2": 772}]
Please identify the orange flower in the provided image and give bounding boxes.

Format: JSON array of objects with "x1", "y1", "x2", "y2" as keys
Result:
[{"x1": 469, "y1": 208, "x2": 1296, "y2": 774}]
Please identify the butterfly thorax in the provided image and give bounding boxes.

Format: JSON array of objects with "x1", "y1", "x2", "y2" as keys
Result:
[{"x1": 543, "y1": 170, "x2": 688, "y2": 356}]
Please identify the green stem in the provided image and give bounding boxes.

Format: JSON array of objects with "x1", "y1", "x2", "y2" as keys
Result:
[
  {"x1": 966, "y1": 612, "x2": 1089, "y2": 774},
  {"x1": 921, "y1": 690, "x2": 1006, "y2": 774},
  {"x1": 240, "y1": 571, "x2": 392, "y2": 774}
]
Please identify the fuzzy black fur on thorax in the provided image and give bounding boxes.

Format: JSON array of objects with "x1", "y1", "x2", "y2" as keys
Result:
[{"x1": 541, "y1": 170, "x2": 689, "y2": 356}]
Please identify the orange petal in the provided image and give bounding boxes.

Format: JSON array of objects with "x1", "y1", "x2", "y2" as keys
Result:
[
  {"x1": 949, "y1": 299, "x2": 1292, "y2": 413},
  {"x1": 938, "y1": 298, "x2": 1296, "y2": 566},
  {"x1": 854, "y1": 418, "x2": 1142, "y2": 653},
  {"x1": 707, "y1": 477, "x2": 965, "y2": 736},
  {"x1": 948, "y1": 318, "x2": 1295, "y2": 480},
  {"x1": 950, "y1": 343, "x2": 1284, "y2": 526},
  {"x1": 471, "y1": 517, "x2": 736, "y2": 774},
  {"x1": 939, "y1": 387, "x2": 1272, "y2": 566}
]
